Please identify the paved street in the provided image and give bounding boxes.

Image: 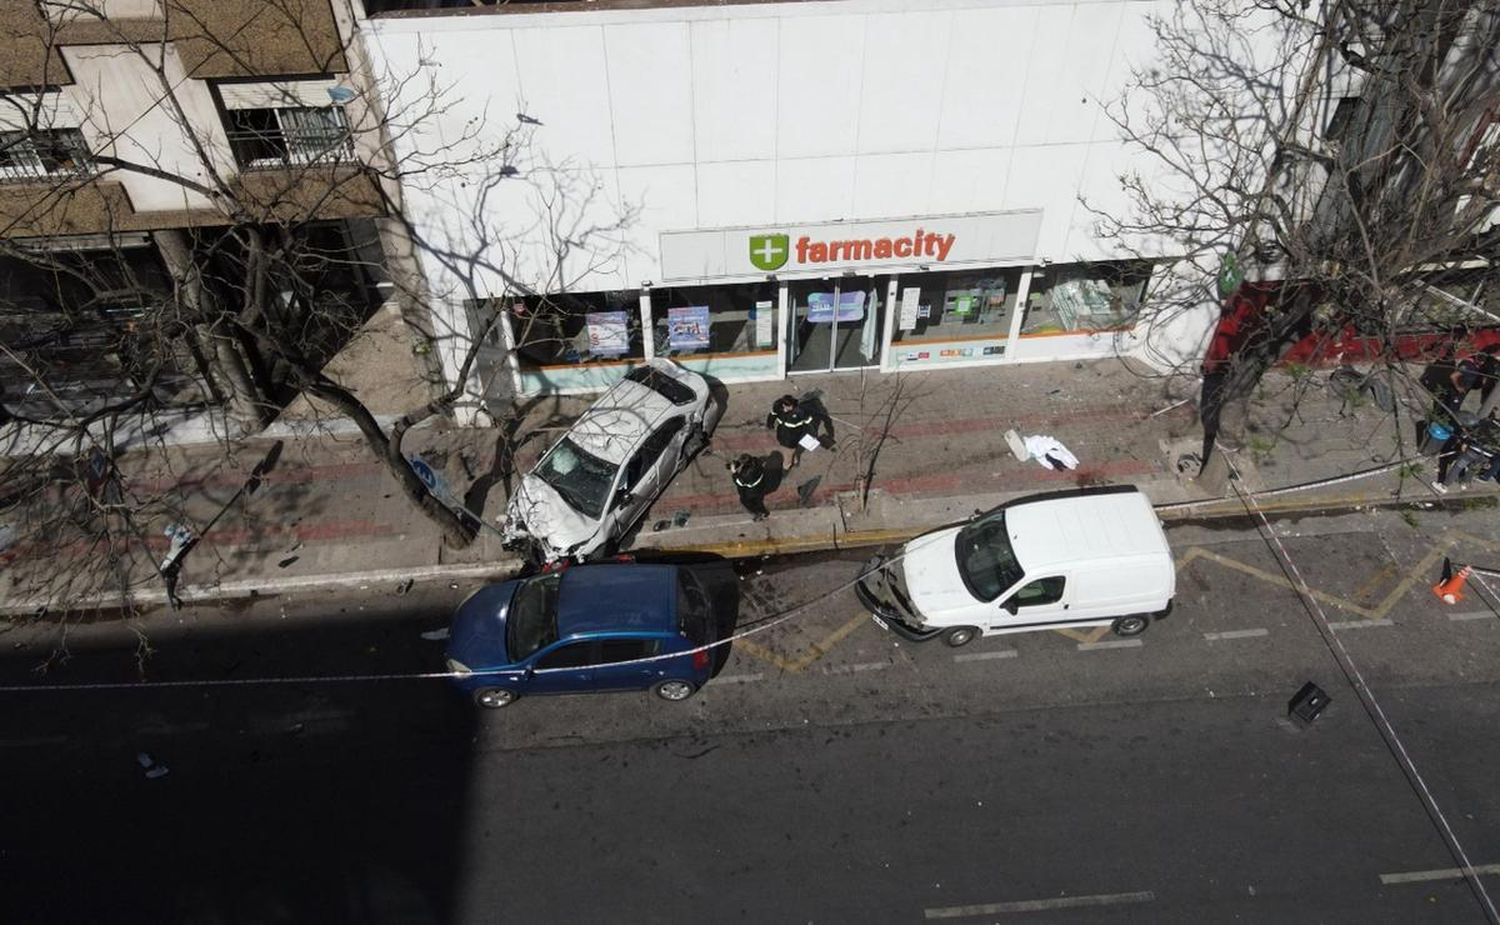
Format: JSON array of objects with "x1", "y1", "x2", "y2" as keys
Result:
[{"x1": 4, "y1": 505, "x2": 1500, "y2": 922}]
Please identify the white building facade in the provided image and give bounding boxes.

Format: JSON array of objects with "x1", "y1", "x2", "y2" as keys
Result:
[{"x1": 360, "y1": 0, "x2": 1213, "y2": 413}]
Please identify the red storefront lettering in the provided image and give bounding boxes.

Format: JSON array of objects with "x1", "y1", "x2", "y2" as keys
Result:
[{"x1": 793, "y1": 230, "x2": 955, "y2": 266}]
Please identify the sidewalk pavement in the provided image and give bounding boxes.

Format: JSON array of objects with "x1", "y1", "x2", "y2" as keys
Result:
[{"x1": 0, "y1": 357, "x2": 1475, "y2": 615}]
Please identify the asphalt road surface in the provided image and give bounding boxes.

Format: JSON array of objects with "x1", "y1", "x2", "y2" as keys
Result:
[{"x1": 3, "y1": 506, "x2": 1500, "y2": 923}]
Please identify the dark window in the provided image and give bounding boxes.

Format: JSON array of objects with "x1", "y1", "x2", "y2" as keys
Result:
[
  {"x1": 677, "y1": 570, "x2": 711, "y2": 644},
  {"x1": 535, "y1": 641, "x2": 595, "y2": 670},
  {"x1": 597, "y1": 639, "x2": 660, "y2": 665},
  {"x1": 510, "y1": 291, "x2": 644, "y2": 367},
  {"x1": 506, "y1": 572, "x2": 562, "y2": 660},
  {"x1": 225, "y1": 106, "x2": 352, "y2": 170},
  {"x1": 623, "y1": 417, "x2": 684, "y2": 488},
  {"x1": 624, "y1": 364, "x2": 696, "y2": 404},
  {"x1": 649, "y1": 281, "x2": 779, "y2": 358},
  {"x1": 1008, "y1": 576, "x2": 1066, "y2": 607},
  {"x1": 0, "y1": 129, "x2": 91, "y2": 182}
]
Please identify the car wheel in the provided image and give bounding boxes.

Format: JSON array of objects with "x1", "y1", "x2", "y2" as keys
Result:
[
  {"x1": 652, "y1": 679, "x2": 697, "y2": 702},
  {"x1": 1112, "y1": 614, "x2": 1150, "y2": 637},
  {"x1": 472, "y1": 687, "x2": 517, "y2": 709},
  {"x1": 943, "y1": 626, "x2": 978, "y2": 648}
]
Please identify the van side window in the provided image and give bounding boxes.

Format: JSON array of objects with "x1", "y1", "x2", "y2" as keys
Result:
[{"x1": 1009, "y1": 576, "x2": 1065, "y2": 607}]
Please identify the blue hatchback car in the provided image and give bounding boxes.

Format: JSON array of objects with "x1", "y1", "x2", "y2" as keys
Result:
[{"x1": 445, "y1": 563, "x2": 719, "y2": 708}]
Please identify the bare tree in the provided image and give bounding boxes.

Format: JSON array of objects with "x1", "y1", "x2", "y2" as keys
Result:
[
  {"x1": 0, "y1": 2, "x2": 635, "y2": 616},
  {"x1": 1090, "y1": 0, "x2": 1500, "y2": 452}
]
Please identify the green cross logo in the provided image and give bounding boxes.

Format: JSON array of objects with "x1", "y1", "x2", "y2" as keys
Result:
[{"x1": 748, "y1": 233, "x2": 789, "y2": 272}]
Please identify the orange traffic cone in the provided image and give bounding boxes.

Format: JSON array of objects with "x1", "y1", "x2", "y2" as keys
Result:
[{"x1": 1433, "y1": 560, "x2": 1471, "y2": 605}]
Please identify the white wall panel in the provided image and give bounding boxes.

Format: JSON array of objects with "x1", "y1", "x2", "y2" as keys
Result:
[
  {"x1": 696, "y1": 160, "x2": 778, "y2": 227},
  {"x1": 852, "y1": 152, "x2": 933, "y2": 218},
  {"x1": 510, "y1": 26, "x2": 617, "y2": 167},
  {"x1": 1012, "y1": 5, "x2": 1076, "y2": 147},
  {"x1": 935, "y1": 5, "x2": 1038, "y2": 150},
  {"x1": 1004, "y1": 143, "x2": 1089, "y2": 258},
  {"x1": 617, "y1": 163, "x2": 698, "y2": 281},
  {"x1": 690, "y1": 18, "x2": 778, "y2": 162},
  {"x1": 928, "y1": 148, "x2": 1009, "y2": 215},
  {"x1": 605, "y1": 22, "x2": 695, "y2": 166},
  {"x1": 1042, "y1": 2, "x2": 1124, "y2": 145},
  {"x1": 776, "y1": 15, "x2": 864, "y2": 159},
  {"x1": 856, "y1": 11, "x2": 949, "y2": 155},
  {"x1": 63, "y1": 44, "x2": 224, "y2": 212},
  {"x1": 775, "y1": 156, "x2": 855, "y2": 224}
]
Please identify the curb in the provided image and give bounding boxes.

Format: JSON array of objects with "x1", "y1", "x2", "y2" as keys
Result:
[
  {"x1": 0, "y1": 558, "x2": 524, "y2": 618},
  {"x1": 5, "y1": 482, "x2": 1489, "y2": 617}
]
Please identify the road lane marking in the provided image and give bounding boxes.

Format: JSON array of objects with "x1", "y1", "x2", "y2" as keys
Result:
[
  {"x1": 1204, "y1": 628, "x2": 1269, "y2": 641},
  {"x1": 924, "y1": 890, "x2": 1155, "y2": 918},
  {"x1": 954, "y1": 650, "x2": 1018, "y2": 662},
  {"x1": 1380, "y1": 863, "x2": 1500, "y2": 885},
  {"x1": 1449, "y1": 611, "x2": 1496, "y2": 622},
  {"x1": 1328, "y1": 618, "x2": 1394, "y2": 630},
  {"x1": 712, "y1": 673, "x2": 763, "y2": 684},
  {"x1": 826, "y1": 661, "x2": 889, "y2": 675},
  {"x1": 1078, "y1": 639, "x2": 1143, "y2": 651}
]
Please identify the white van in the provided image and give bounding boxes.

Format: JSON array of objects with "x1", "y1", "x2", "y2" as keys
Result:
[{"x1": 856, "y1": 486, "x2": 1174, "y2": 646}]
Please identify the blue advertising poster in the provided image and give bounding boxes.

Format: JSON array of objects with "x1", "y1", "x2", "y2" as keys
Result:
[
  {"x1": 668, "y1": 305, "x2": 711, "y2": 350},
  {"x1": 806, "y1": 290, "x2": 866, "y2": 323}
]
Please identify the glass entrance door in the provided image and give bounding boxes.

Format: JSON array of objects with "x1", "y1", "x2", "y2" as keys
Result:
[{"x1": 787, "y1": 277, "x2": 885, "y2": 372}]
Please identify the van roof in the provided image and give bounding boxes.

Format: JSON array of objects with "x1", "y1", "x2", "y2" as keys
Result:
[{"x1": 1005, "y1": 489, "x2": 1170, "y2": 574}]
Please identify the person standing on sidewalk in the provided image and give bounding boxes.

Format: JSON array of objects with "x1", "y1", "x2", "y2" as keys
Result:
[
  {"x1": 767, "y1": 394, "x2": 833, "y2": 468},
  {"x1": 1452, "y1": 345, "x2": 1500, "y2": 408},
  {"x1": 729, "y1": 453, "x2": 770, "y2": 521},
  {"x1": 1440, "y1": 412, "x2": 1500, "y2": 490}
]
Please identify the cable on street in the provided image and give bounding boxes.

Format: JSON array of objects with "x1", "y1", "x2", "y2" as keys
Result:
[{"x1": 1223, "y1": 451, "x2": 1500, "y2": 925}]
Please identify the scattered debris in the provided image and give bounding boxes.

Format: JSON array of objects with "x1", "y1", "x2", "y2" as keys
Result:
[
  {"x1": 396, "y1": 578, "x2": 415, "y2": 595},
  {"x1": 420, "y1": 627, "x2": 451, "y2": 641},
  {"x1": 136, "y1": 752, "x2": 169, "y2": 780}
]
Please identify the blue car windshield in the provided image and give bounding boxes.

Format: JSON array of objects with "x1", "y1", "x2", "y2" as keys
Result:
[
  {"x1": 954, "y1": 511, "x2": 1024, "y2": 602},
  {"x1": 507, "y1": 573, "x2": 562, "y2": 660},
  {"x1": 536, "y1": 437, "x2": 617, "y2": 520}
]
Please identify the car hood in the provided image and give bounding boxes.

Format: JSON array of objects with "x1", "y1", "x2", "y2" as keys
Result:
[
  {"x1": 506, "y1": 475, "x2": 605, "y2": 560},
  {"x1": 446, "y1": 582, "x2": 520, "y2": 670},
  {"x1": 899, "y1": 526, "x2": 980, "y2": 616}
]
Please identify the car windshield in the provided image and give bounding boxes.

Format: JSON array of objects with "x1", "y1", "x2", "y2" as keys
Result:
[
  {"x1": 506, "y1": 573, "x2": 562, "y2": 660},
  {"x1": 535, "y1": 437, "x2": 618, "y2": 519},
  {"x1": 954, "y1": 511, "x2": 1025, "y2": 601}
]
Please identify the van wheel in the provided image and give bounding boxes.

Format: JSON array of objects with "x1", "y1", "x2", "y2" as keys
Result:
[
  {"x1": 943, "y1": 626, "x2": 978, "y2": 648},
  {"x1": 1112, "y1": 615, "x2": 1150, "y2": 637}
]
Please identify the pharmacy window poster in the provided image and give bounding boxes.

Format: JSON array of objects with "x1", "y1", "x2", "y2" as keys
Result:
[
  {"x1": 806, "y1": 290, "x2": 866, "y2": 323},
  {"x1": 667, "y1": 305, "x2": 711, "y2": 350},
  {"x1": 586, "y1": 311, "x2": 630, "y2": 356}
]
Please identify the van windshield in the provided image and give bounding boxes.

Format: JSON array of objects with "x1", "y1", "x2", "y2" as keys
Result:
[{"x1": 954, "y1": 511, "x2": 1024, "y2": 601}]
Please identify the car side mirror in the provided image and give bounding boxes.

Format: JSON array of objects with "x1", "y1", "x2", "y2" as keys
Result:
[
  {"x1": 1002, "y1": 598, "x2": 1019, "y2": 615},
  {"x1": 614, "y1": 489, "x2": 634, "y2": 508},
  {"x1": 523, "y1": 665, "x2": 536, "y2": 679}
]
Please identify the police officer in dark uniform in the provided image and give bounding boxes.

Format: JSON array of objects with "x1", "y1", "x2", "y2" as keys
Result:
[
  {"x1": 728, "y1": 453, "x2": 770, "y2": 520},
  {"x1": 767, "y1": 394, "x2": 824, "y2": 467}
]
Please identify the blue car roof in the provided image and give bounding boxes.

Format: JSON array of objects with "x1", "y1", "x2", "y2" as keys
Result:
[{"x1": 557, "y1": 564, "x2": 678, "y2": 637}]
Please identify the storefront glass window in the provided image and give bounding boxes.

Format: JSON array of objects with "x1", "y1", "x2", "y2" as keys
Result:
[
  {"x1": 509, "y1": 290, "x2": 644, "y2": 369},
  {"x1": 649, "y1": 282, "x2": 778, "y2": 358},
  {"x1": 1020, "y1": 262, "x2": 1153, "y2": 335},
  {"x1": 891, "y1": 268, "x2": 1022, "y2": 343}
]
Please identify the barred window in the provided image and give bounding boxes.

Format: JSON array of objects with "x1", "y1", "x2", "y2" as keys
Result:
[
  {"x1": 0, "y1": 129, "x2": 92, "y2": 182},
  {"x1": 226, "y1": 106, "x2": 353, "y2": 170}
]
